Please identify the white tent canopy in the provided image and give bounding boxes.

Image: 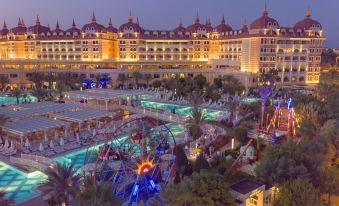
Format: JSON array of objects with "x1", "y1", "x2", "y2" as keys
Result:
[
  {"x1": 67, "y1": 89, "x2": 145, "y2": 101},
  {"x1": 3, "y1": 117, "x2": 66, "y2": 136},
  {"x1": 54, "y1": 109, "x2": 112, "y2": 123}
]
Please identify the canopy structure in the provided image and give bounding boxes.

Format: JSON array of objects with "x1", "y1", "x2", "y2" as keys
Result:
[
  {"x1": 67, "y1": 89, "x2": 145, "y2": 101},
  {"x1": 0, "y1": 103, "x2": 80, "y2": 120},
  {"x1": 54, "y1": 109, "x2": 112, "y2": 123},
  {"x1": 3, "y1": 117, "x2": 66, "y2": 136}
]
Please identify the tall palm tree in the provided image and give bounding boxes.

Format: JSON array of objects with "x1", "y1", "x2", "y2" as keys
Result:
[
  {"x1": 221, "y1": 74, "x2": 245, "y2": 95},
  {"x1": 117, "y1": 73, "x2": 126, "y2": 87},
  {"x1": 0, "y1": 75, "x2": 10, "y2": 91},
  {"x1": 43, "y1": 162, "x2": 80, "y2": 206},
  {"x1": 132, "y1": 71, "x2": 142, "y2": 87},
  {"x1": 10, "y1": 88, "x2": 22, "y2": 104},
  {"x1": 55, "y1": 83, "x2": 70, "y2": 101},
  {"x1": 57, "y1": 72, "x2": 82, "y2": 90},
  {"x1": 28, "y1": 72, "x2": 45, "y2": 88},
  {"x1": 75, "y1": 177, "x2": 122, "y2": 206},
  {"x1": 143, "y1": 73, "x2": 152, "y2": 87},
  {"x1": 187, "y1": 92, "x2": 206, "y2": 140},
  {"x1": 94, "y1": 74, "x2": 101, "y2": 88},
  {"x1": 31, "y1": 88, "x2": 48, "y2": 102},
  {"x1": 44, "y1": 73, "x2": 56, "y2": 97},
  {"x1": 226, "y1": 99, "x2": 238, "y2": 125}
]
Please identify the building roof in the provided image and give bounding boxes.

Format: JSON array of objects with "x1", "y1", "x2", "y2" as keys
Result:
[
  {"x1": 293, "y1": 8, "x2": 322, "y2": 31},
  {"x1": 250, "y1": 6, "x2": 279, "y2": 29},
  {"x1": 230, "y1": 179, "x2": 265, "y2": 195},
  {"x1": 3, "y1": 117, "x2": 66, "y2": 136},
  {"x1": 54, "y1": 108, "x2": 112, "y2": 122},
  {"x1": 82, "y1": 13, "x2": 107, "y2": 33}
]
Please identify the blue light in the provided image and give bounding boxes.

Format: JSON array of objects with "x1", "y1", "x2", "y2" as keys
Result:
[
  {"x1": 287, "y1": 98, "x2": 292, "y2": 109},
  {"x1": 149, "y1": 179, "x2": 156, "y2": 189}
]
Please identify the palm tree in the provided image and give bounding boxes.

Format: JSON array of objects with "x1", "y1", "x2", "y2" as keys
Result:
[
  {"x1": 44, "y1": 73, "x2": 56, "y2": 97},
  {"x1": 75, "y1": 177, "x2": 122, "y2": 206},
  {"x1": 226, "y1": 99, "x2": 238, "y2": 125},
  {"x1": 132, "y1": 71, "x2": 142, "y2": 87},
  {"x1": 143, "y1": 73, "x2": 152, "y2": 87},
  {"x1": 221, "y1": 74, "x2": 245, "y2": 95},
  {"x1": 187, "y1": 92, "x2": 206, "y2": 140},
  {"x1": 43, "y1": 162, "x2": 80, "y2": 206},
  {"x1": 117, "y1": 73, "x2": 126, "y2": 87},
  {"x1": 94, "y1": 74, "x2": 101, "y2": 88},
  {"x1": 0, "y1": 75, "x2": 10, "y2": 91},
  {"x1": 28, "y1": 72, "x2": 45, "y2": 88},
  {"x1": 57, "y1": 72, "x2": 83, "y2": 90},
  {"x1": 31, "y1": 88, "x2": 48, "y2": 102},
  {"x1": 55, "y1": 83, "x2": 70, "y2": 101},
  {"x1": 10, "y1": 88, "x2": 22, "y2": 104}
]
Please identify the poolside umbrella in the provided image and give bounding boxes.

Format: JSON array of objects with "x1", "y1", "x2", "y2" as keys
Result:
[
  {"x1": 49, "y1": 140, "x2": 54, "y2": 149},
  {"x1": 54, "y1": 132, "x2": 58, "y2": 141},
  {"x1": 0, "y1": 136, "x2": 2, "y2": 144},
  {"x1": 93, "y1": 129, "x2": 96, "y2": 136},
  {"x1": 10, "y1": 140, "x2": 15, "y2": 150},
  {"x1": 4, "y1": 139, "x2": 9, "y2": 149},
  {"x1": 87, "y1": 125, "x2": 91, "y2": 131},
  {"x1": 24, "y1": 138, "x2": 30, "y2": 148},
  {"x1": 59, "y1": 137, "x2": 64, "y2": 146},
  {"x1": 44, "y1": 133, "x2": 48, "y2": 142},
  {"x1": 39, "y1": 143, "x2": 44, "y2": 152},
  {"x1": 76, "y1": 134, "x2": 80, "y2": 144}
]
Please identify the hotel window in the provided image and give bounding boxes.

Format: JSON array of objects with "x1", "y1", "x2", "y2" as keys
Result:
[{"x1": 9, "y1": 74, "x2": 18, "y2": 78}]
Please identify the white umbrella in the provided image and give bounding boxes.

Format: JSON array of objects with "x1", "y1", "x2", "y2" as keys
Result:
[
  {"x1": 3, "y1": 139, "x2": 9, "y2": 149},
  {"x1": 92, "y1": 129, "x2": 96, "y2": 136},
  {"x1": 10, "y1": 140, "x2": 15, "y2": 150},
  {"x1": 59, "y1": 137, "x2": 64, "y2": 146},
  {"x1": 24, "y1": 138, "x2": 30, "y2": 148},
  {"x1": 87, "y1": 125, "x2": 91, "y2": 131},
  {"x1": 76, "y1": 134, "x2": 80, "y2": 144},
  {"x1": 0, "y1": 137, "x2": 2, "y2": 144},
  {"x1": 39, "y1": 143, "x2": 44, "y2": 152},
  {"x1": 49, "y1": 140, "x2": 54, "y2": 149},
  {"x1": 44, "y1": 133, "x2": 48, "y2": 142}
]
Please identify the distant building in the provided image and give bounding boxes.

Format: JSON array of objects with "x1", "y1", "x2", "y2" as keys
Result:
[
  {"x1": 0, "y1": 7, "x2": 324, "y2": 88},
  {"x1": 230, "y1": 179, "x2": 277, "y2": 206}
]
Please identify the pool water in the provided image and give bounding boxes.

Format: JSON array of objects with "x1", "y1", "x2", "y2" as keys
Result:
[
  {"x1": 140, "y1": 100, "x2": 227, "y2": 120},
  {"x1": 0, "y1": 95, "x2": 36, "y2": 105},
  {"x1": 0, "y1": 161, "x2": 47, "y2": 203}
]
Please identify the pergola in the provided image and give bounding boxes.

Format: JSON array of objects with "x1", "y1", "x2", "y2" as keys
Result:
[
  {"x1": 54, "y1": 109, "x2": 112, "y2": 124},
  {"x1": 3, "y1": 117, "x2": 66, "y2": 137},
  {"x1": 66, "y1": 89, "x2": 146, "y2": 110},
  {"x1": 0, "y1": 103, "x2": 80, "y2": 120}
]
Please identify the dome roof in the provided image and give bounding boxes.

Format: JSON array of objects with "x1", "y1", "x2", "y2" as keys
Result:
[
  {"x1": 27, "y1": 16, "x2": 50, "y2": 34},
  {"x1": 250, "y1": 7, "x2": 279, "y2": 29},
  {"x1": 294, "y1": 8, "x2": 322, "y2": 30},
  {"x1": 173, "y1": 19, "x2": 186, "y2": 33},
  {"x1": 10, "y1": 18, "x2": 27, "y2": 35},
  {"x1": 214, "y1": 15, "x2": 232, "y2": 33},
  {"x1": 106, "y1": 18, "x2": 118, "y2": 33},
  {"x1": 205, "y1": 17, "x2": 213, "y2": 32},
  {"x1": 186, "y1": 14, "x2": 208, "y2": 33},
  {"x1": 82, "y1": 13, "x2": 107, "y2": 33},
  {"x1": 0, "y1": 21, "x2": 9, "y2": 35},
  {"x1": 65, "y1": 19, "x2": 81, "y2": 35},
  {"x1": 119, "y1": 13, "x2": 143, "y2": 33}
]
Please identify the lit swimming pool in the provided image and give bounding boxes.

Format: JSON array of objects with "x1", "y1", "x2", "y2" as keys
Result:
[
  {"x1": 0, "y1": 95, "x2": 36, "y2": 105},
  {"x1": 140, "y1": 100, "x2": 227, "y2": 120},
  {"x1": 0, "y1": 161, "x2": 47, "y2": 203}
]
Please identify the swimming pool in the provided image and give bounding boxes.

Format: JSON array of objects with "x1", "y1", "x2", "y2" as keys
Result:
[
  {"x1": 0, "y1": 161, "x2": 47, "y2": 203},
  {"x1": 0, "y1": 95, "x2": 36, "y2": 105}
]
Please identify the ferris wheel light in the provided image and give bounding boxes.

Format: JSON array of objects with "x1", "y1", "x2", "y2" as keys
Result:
[{"x1": 137, "y1": 159, "x2": 154, "y2": 174}]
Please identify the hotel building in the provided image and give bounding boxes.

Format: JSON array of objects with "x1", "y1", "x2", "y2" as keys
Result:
[{"x1": 0, "y1": 7, "x2": 324, "y2": 88}]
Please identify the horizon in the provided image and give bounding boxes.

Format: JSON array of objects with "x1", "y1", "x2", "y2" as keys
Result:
[{"x1": 0, "y1": 0, "x2": 338, "y2": 48}]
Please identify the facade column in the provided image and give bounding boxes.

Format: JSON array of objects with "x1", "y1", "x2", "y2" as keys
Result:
[
  {"x1": 64, "y1": 125, "x2": 68, "y2": 138},
  {"x1": 105, "y1": 99, "x2": 108, "y2": 111}
]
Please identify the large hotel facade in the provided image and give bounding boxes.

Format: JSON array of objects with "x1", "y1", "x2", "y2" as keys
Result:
[{"x1": 0, "y1": 7, "x2": 324, "y2": 88}]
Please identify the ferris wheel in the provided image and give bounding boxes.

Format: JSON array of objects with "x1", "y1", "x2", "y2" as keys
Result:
[{"x1": 83, "y1": 115, "x2": 177, "y2": 205}]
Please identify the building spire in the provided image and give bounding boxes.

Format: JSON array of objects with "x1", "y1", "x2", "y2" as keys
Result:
[
  {"x1": 72, "y1": 18, "x2": 76, "y2": 27},
  {"x1": 56, "y1": 20, "x2": 60, "y2": 29},
  {"x1": 263, "y1": 3, "x2": 268, "y2": 16},
  {"x1": 136, "y1": 17, "x2": 140, "y2": 25},
  {"x1": 3, "y1": 20, "x2": 7, "y2": 29},
  {"x1": 18, "y1": 18, "x2": 22, "y2": 26},
  {"x1": 195, "y1": 12, "x2": 200, "y2": 23},
  {"x1": 306, "y1": 6, "x2": 311, "y2": 18},
  {"x1": 36, "y1": 15, "x2": 40, "y2": 25},
  {"x1": 206, "y1": 17, "x2": 211, "y2": 26},
  {"x1": 243, "y1": 19, "x2": 248, "y2": 27},
  {"x1": 128, "y1": 10, "x2": 133, "y2": 22},
  {"x1": 21, "y1": 18, "x2": 25, "y2": 27},
  {"x1": 179, "y1": 18, "x2": 183, "y2": 27},
  {"x1": 221, "y1": 15, "x2": 225, "y2": 24},
  {"x1": 108, "y1": 18, "x2": 112, "y2": 26},
  {"x1": 92, "y1": 12, "x2": 96, "y2": 22}
]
